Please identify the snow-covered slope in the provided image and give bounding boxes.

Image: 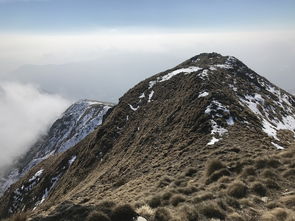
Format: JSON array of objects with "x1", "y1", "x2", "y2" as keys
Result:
[
  {"x1": 1, "y1": 53, "x2": 294, "y2": 219},
  {"x1": 0, "y1": 100, "x2": 112, "y2": 196}
]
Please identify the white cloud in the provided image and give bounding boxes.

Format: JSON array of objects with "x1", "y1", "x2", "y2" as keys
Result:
[
  {"x1": 0, "y1": 29, "x2": 294, "y2": 101},
  {"x1": 0, "y1": 81, "x2": 69, "y2": 174}
]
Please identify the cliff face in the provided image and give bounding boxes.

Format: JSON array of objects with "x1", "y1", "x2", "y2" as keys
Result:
[
  {"x1": 1, "y1": 53, "x2": 294, "y2": 220},
  {"x1": 0, "y1": 100, "x2": 112, "y2": 196}
]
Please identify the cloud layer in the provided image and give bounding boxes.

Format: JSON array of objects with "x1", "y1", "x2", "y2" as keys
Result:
[
  {"x1": 0, "y1": 30, "x2": 294, "y2": 102},
  {"x1": 0, "y1": 81, "x2": 69, "y2": 174}
]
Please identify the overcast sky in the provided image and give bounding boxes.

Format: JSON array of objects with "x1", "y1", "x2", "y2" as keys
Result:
[
  {"x1": 0, "y1": 0, "x2": 294, "y2": 101},
  {"x1": 0, "y1": 0, "x2": 294, "y2": 172}
]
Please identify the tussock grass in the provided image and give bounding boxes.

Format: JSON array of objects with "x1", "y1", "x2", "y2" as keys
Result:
[
  {"x1": 227, "y1": 212, "x2": 244, "y2": 221},
  {"x1": 251, "y1": 181, "x2": 267, "y2": 196},
  {"x1": 111, "y1": 204, "x2": 137, "y2": 221},
  {"x1": 205, "y1": 159, "x2": 225, "y2": 176},
  {"x1": 198, "y1": 201, "x2": 225, "y2": 220},
  {"x1": 136, "y1": 204, "x2": 154, "y2": 220},
  {"x1": 153, "y1": 208, "x2": 172, "y2": 221},
  {"x1": 227, "y1": 181, "x2": 248, "y2": 198},
  {"x1": 169, "y1": 194, "x2": 186, "y2": 206},
  {"x1": 86, "y1": 211, "x2": 110, "y2": 221},
  {"x1": 148, "y1": 195, "x2": 162, "y2": 208}
]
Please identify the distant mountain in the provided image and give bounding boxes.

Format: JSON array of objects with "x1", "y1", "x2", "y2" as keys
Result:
[
  {"x1": 0, "y1": 100, "x2": 113, "y2": 196},
  {"x1": 1, "y1": 53, "x2": 294, "y2": 221}
]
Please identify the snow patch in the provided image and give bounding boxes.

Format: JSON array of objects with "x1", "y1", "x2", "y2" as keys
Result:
[
  {"x1": 68, "y1": 155, "x2": 77, "y2": 165},
  {"x1": 129, "y1": 104, "x2": 139, "y2": 111},
  {"x1": 271, "y1": 142, "x2": 285, "y2": 150},
  {"x1": 198, "y1": 92, "x2": 209, "y2": 98},
  {"x1": 29, "y1": 169, "x2": 44, "y2": 182},
  {"x1": 148, "y1": 90, "x2": 154, "y2": 103},
  {"x1": 139, "y1": 92, "x2": 145, "y2": 99},
  {"x1": 207, "y1": 137, "x2": 220, "y2": 145},
  {"x1": 148, "y1": 66, "x2": 201, "y2": 89}
]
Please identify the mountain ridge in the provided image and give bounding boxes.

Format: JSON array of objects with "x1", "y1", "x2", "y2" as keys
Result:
[
  {"x1": 0, "y1": 53, "x2": 294, "y2": 220},
  {"x1": 0, "y1": 99, "x2": 113, "y2": 197}
]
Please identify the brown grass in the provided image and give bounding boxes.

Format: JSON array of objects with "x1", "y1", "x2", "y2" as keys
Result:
[
  {"x1": 169, "y1": 194, "x2": 186, "y2": 206},
  {"x1": 251, "y1": 181, "x2": 267, "y2": 196},
  {"x1": 205, "y1": 159, "x2": 225, "y2": 176},
  {"x1": 198, "y1": 201, "x2": 225, "y2": 220},
  {"x1": 227, "y1": 181, "x2": 248, "y2": 198},
  {"x1": 153, "y1": 208, "x2": 172, "y2": 221}
]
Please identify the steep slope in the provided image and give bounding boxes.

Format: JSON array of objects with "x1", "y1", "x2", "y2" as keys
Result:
[
  {"x1": 0, "y1": 100, "x2": 112, "y2": 196},
  {"x1": 0, "y1": 53, "x2": 294, "y2": 220}
]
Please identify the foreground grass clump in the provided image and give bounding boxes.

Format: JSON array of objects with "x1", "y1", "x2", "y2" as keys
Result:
[
  {"x1": 169, "y1": 194, "x2": 186, "y2": 206},
  {"x1": 111, "y1": 204, "x2": 138, "y2": 221},
  {"x1": 199, "y1": 201, "x2": 225, "y2": 220},
  {"x1": 206, "y1": 159, "x2": 225, "y2": 176},
  {"x1": 260, "y1": 207, "x2": 295, "y2": 221},
  {"x1": 86, "y1": 211, "x2": 110, "y2": 221},
  {"x1": 227, "y1": 181, "x2": 248, "y2": 198},
  {"x1": 136, "y1": 205, "x2": 154, "y2": 220},
  {"x1": 153, "y1": 208, "x2": 172, "y2": 221},
  {"x1": 4, "y1": 213, "x2": 27, "y2": 221},
  {"x1": 251, "y1": 181, "x2": 267, "y2": 196},
  {"x1": 148, "y1": 195, "x2": 162, "y2": 208}
]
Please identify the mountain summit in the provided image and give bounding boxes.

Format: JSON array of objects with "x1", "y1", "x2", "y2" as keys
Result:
[{"x1": 1, "y1": 53, "x2": 294, "y2": 220}]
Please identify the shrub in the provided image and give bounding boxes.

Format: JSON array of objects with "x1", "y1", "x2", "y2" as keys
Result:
[
  {"x1": 86, "y1": 211, "x2": 110, "y2": 221},
  {"x1": 193, "y1": 192, "x2": 214, "y2": 204},
  {"x1": 176, "y1": 186, "x2": 197, "y2": 195},
  {"x1": 148, "y1": 195, "x2": 162, "y2": 208},
  {"x1": 153, "y1": 208, "x2": 172, "y2": 221},
  {"x1": 199, "y1": 202, "x2": 225, "y2": 219},
  {"x1": 268, "y1": 159, "x2": 281, "y2": 168},
  {"x1": 179, "y1": 205, "x2": 199, "y2": 221},
  {"x1": 162, "y1": 191, "x2": 173, "y2": 201},
  {"x1": 206, "y1": 168, "x2": 231, "y2": 184},
  {"x1": 227, "y1": 181, "x2": 248, "y2": 198},
  {"x1": 136, "y1": 205, "x2": 154, "y2": 220},
  {"x1": 169, "y1": 194, "x2": 186, "y2": 206},
  {"x1": 206, "y1": 159, "x2": 225, "y2": 176},
  {"x1": 111, "y1": 204, "x2": 138, "y2": 221},
  {"x1": 97, "y1": 201, "x2": 116, "y2": 217},
  {"x1": 261, "y1": 169, "x2": 278, "y2": 179},
  {"x1": 184, "y1": 167, "x2": 197, "y2": 177},
  {"x1": 241, "y1": 166, "x2": 256, "y2": 177},
  {"x1": 251, "y1": 182, "x2": 267, "y2": 196},
  {"x1": 255, "y1": 158, "x2": 269, "y2": 169},
  {"x1": 225, "y1": 196, "x2": 240, "y2": 209}
]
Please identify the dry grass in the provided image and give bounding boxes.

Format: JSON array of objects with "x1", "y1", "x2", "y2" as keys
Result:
[
  {"x1": 205, "y1": 159, "x2": 225, "y2": 176},
  {"x1": 251, "y1": 181, "x2": 267, "y2": 196},
  {"x1": 227, "y1": 212, "x2": 244, "y2": 221},
  {"x1": 260, "y1": 208, "x2": 295, "y2": 221},
  {"x1": 169, "y1": 194, "x2": 186, "y2": 206},
  {"x1": 86, "y1": 211, "x2": 110, "y2": 221},
  {"x1": 136, "y1": 204, "x2": 154, "y2": 220},
  {"x1": 153, "y1": 208, "x2": 172, "y2": 221},
  {"x1": 198, "y1": 201, "x2": 225, "y2": 220},
  {"x1": 227, "y1": 181, "x2": 248, "y2": 198}
]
